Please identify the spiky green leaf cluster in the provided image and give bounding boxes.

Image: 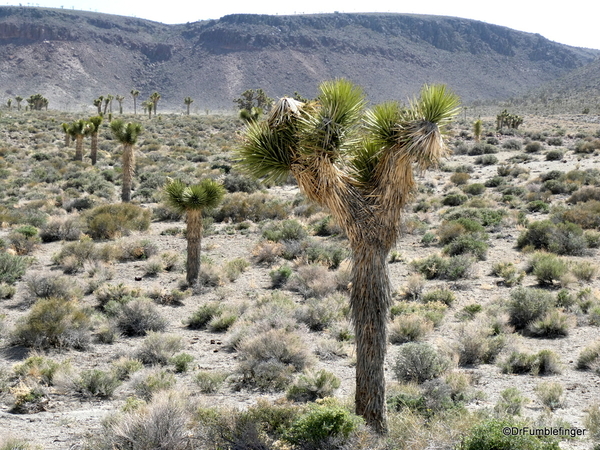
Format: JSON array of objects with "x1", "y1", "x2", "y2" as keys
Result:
[
  {"x1": 110, "y1": 119, "x2": 142, "y2": 145},
  {"x1": 164, "y1": 179, "x2": 225, "y2": 213}
]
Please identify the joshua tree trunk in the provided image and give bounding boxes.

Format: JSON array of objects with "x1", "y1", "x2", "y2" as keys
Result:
[
  {"x1": 121, "y1": 144, "x2": 135, "y2": 202},
  {"x1": 186, "y1": 209, "x2": 203, "y2": 286},
  {"x1": 351, "y1": 243, "x2": 391, "y2": 434},
  {"x1": 74, "y1": 135, "x2": 84, "y2": 161},
  {"x1": 91, "y1": 133, "x2": 99, "y2": 165}
]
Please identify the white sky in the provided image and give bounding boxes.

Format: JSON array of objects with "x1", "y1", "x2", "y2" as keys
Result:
[{"x1": 4, "y1": 0, "x2": 600, "y2": 50}]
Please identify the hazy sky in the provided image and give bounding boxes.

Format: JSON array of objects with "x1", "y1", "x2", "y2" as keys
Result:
[{"x1": 4, "y1": 0, "x2": 600, "y2": 50}]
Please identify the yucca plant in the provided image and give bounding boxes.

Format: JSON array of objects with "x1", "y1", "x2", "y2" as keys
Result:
[
  {"x1": 164, "y1": 179, "x2": 225, "y2": 286},
  {"x1": 70, "y1": 119, "x2": 92, "y2": 162},
  {"x1": 88, "y1": 115, "x2": 103, "y2": 165},
  {"x1": 110, "y1": 120, "x2": 143, "y2": 202},
  {"x1": 236, "y1": 79, "x2": 459, "y2": 433}
]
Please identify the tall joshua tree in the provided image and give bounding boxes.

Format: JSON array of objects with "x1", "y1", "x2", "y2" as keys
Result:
[
  {"x1": 115, "y1": 95, "x2": 125, "y2": 114},
  {"x1": 236, "y1": 79, "x2": 459, "y2": 433},
  {"x1": 130, "y1": 89, "x2": 140, "y2": 115},
  {"x1": 61, "y1": 122, "x2": 71, "y2": 147},
  {"x1": 150, "y1": 92, "x2": 161, "y2": 116},
  {"x1": 184, "y1": 97, "x2": 194, "y2": 115},
  {"x1": 164, "y1": 179, "x2": 225, "y2": 287},
  {"x1": 93, "y1": 97, "x2": 103, "y2": 115},
  {"x1": 70, "y1": 119, "x2": 92, "y2": 161},
  {"x1": 110, "y1": 119, "x2": 143, "y2": 202},
  {"x1": 15, "y1": 95, "x2": 23, "y2": 111},
  {"x1": 88, "y1": 115, "x2": 103, "y2": 165},
  {"x1": 143, "y1": 100, "x2": 153, "y2": 119}
]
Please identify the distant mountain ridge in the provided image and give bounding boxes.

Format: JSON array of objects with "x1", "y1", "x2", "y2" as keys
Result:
[{"x1": 0, "y1": 6, "x2": 598, "y2": 112}]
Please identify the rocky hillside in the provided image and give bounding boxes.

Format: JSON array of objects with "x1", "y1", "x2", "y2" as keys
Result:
[{"x1": 0, "y1": 6, "x2": 599, "y2": 112}]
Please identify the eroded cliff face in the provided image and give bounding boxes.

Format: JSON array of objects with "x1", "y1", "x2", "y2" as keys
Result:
[{"x1": 1, "y1": 7, "x2": 598, "y2": 110}]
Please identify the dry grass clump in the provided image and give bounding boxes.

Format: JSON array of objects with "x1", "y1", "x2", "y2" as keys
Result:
[
  {"x1": 134, "y1": 332, "x2": 183, "y2": 366},
  {"x1": 12, "y1": 297, "x2": 93, "y2": 350},
  {"x1": 389, "y1": 314, "x2": 434, "y2": 345},
  {"x1": 236, "y1": 328, "x2": 313, "y2": 391}
]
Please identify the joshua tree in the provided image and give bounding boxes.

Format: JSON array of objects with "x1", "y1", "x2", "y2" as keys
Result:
[
  {"x1": 27, "y1": 94, "x2": 48, "y2": 111},
  {"x1": 61, "y1": 122, "x2": 71, "y2": 147},
  {"x1": 143, "y1": 100, "x2": 153, "y2": 119},
  {"x1": 70, "y1": 119, "x2": 92, "y2": 161},
  {"x1": 236, "y1": 79, "x2": 459, "y2": 433},
  {"x1": 6, "y1": 98, "x2": 12, "y2": 110},
  {"x1": 93, "y1": 97, "x2": 103, "y2": 115},
  {"x1": 115, "y1": 95, "x2": 125, "y2": 114},
  {"x1": 473, "y1": 119, "x2": 483, "y2": 142},
  {"x1": 15, "y1": 96, "x2": 23, "y2": 111},
  {"x1": 233, "y1": 88, "x2": 273, "y2": 112},
  {"x1": 239, "y1": 107, "x2": 263, "y2": 124},
  {"x1": 164, "y1": 179, "x2": 225, "y2": 287},
  {"x1": 110, "y1": 119, "x2": 143, "y2": 202},
  {"x1": 184, "y1": 97, "x2": 194, "y2": 115},
  {"x1": 88, "y1": 115, "x2": 103, "y2": 165},
  {"x1": 150, "y1": 92, "x2": 161, "y2": 116},
  {"x1": 130, "y1": 89, "x2": 140, "y2": 115},
  {"x1": 103, "y1": 95, "x2": 114, "y2": 116}
]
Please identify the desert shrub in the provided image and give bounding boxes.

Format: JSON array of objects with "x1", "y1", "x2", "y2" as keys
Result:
[
  {"x1": 211, "y1": 192, "x2": 290, "y2": 223},
  {"x1": 294, "y1": 294, "x2": 347, "y2": 331},
  {"x1": 195, "y1": 371, "x2": 228, "y2": 394},
  {"x1": 411, "y1": 254, "x2": 474, "y2": 280},
  {"x1": 85, "y1": 203, "x2": 151, "y2": 240},
  {"x1": 517, "y1": 220, "x2": 587, "y2": 255},
  {"x1": 559, "y1": 200, "x2": 600, "y2": 229},
  {"x1": 500, "y1": 349, "x2": 562, "y2": 375},
  {"x1": 283, "y1": 399, "x2": 363, "y2": 450},
  {"x1": 74, "y1": 369, "x2": 121, "y2": 399},
  {"x1": 545, "y1": 150, "x2": 563, "y2": 161},
  {"x1": 186, "y1": 302, "x2": 222, "y2": 330},
  {"x1": 526, "y1": 200, "x2": 549, "y2": 213},
  {"x1": 474, "y1": 154, "x2": 498, "y2": 166},
  {"x1": 223, "y1": 172, "x2": 261, "y2": 193},
  {"x1": 170, "y1": 353, "x2": 194, "y2": 373},
  {"x1": 584, "y1": 404, "x2": 600, "y2": 441},
  {"x1": 502, "y1": 139, "x2": 522, "y2": 150},
  {"x1": 571, "y1": 260, "x2": 598, "y2": 282},
  {"x1": 455, "y1": 325, "x2": 506, "y2": 366},
  {"x1": 312, "y1": 214, "x2": 343, "y2": 237},
  {"x1": 442, "y1": 207, "x2": 506, "y2": 228},
  {"x1": 442, "y1": 192, "x2": 468, "y2": 206},
  {"x1": 527, "y1": 310, "x2": 573, "y2": 338},
  {"x1": 236, "y1": 329, "x2": 313, "y2": 391},
  {"x1": 222, "y1": 257, "x2": 250, "y2": 282},
  {"x1": 450, "y1": 172, "x2": 471, "y2": 185},
  {"x1": 96, "y1": 390, "x2": 190, "y2": 449},
  {"x1": 96, "y1": 283, "x2": 141, "y2": 310},
  {"x1": 461, "y1": 183, "x2": 486, "y2": 195},
  {"x1": 576, "y1": 341, "x2": 600, "y2": 371},
  {"x1": 421, "y1": 288, "x2": 455, "y2": 306},
  {"x1": 485, "y1": 176, "x2": 507, "y2": 188},
  {"x1": 390, "y1": 301, "x2": 447, "y2": 327},
  {"x1": 286, "y1": 369, "x2": 341, "y2": 402},
  {"x1": 585, "y1": 230, "x2": 600, "y2": 248},
  {"x1": 0, "y1": 438, "x2": 34, "y2": 450},
  {"x1": 535, "y1": 381, "x2": 564, "y2": 410},
  {"x1": 574, "y1": 138, "x2": 600, "y2": 154},
  {"x1": 402, "y1": 273, "x2": 426, "y2": 300},
  {"x1": 525, "y1": 141, "x2": 543, "y2": 153},
  {"x1": 494, "y1": 387, "x2": 529, "y2": 416},
  {"x1": 208, "y1": 310, "x2": 239, "y2": 332},
  {"x1": 13, "y1": 354, "x2": 70, "y2": 386},
  {"x1": 135, "y1": 333, "x2": 183, "y2": 366},
  {"x1": 52, "y1": 237, "x2": 98, "y2": 272},
  {"x1": 270, "y1": 264, "x2": 293, "y2": 288},
  {"x1": 111, "y1": 357, "x2": 144, "y2": 381},
  {"x1": 0, "y1": 283, "x2": 16, "y2": 299},
  {"x1": 0, "y1": 251, "x2": 30, "y2": 285},
  {"x1": 12, "y1": 297, "x2": 92, "y2": 350},
  {"x1": 508, "y1": 287, "x2": 555, "y2": 331},
  {"x1": 437, "y1": 221, "x2": 468, "y2": 245},
  {"x1": 388, "y1": 314, "x2": 433, "y2": 344},
  {"x1": 303, "y1": 241, "x2": 349, "y2": 270},
  {"x1": 443, "y1": 234, "x2": 488, "y2": 260},
  {"x1": 392, "y1": 342, "x2": 450, "y2": 383},
  {"x1": 253, "y1": 240, "x2": 284, "y2": 264},
  {"x1": 492, "y1": 261, "x2": 525, "y2": 286},
  {"x1": 9, "y1": 381, "x2": 48, "y2": 414},
  {"x1": 119, "y1": 239, "x2": 158, "y2": 261},
  {"x1": 24, "y1": 273, "x2": 83, "y2": 302},
  {"x1": 288, "y1": 264, "x2": 338, "y2": 299},
  {"x1": 468, "y1": 143, "x2": 497, "y2": 155},
  {"x1": 262, "y1": 219, "x2": 308, "y2": 242},
  {"x1": 39, "y1": 217, "x2": 83, "y2": 242},
  {"x1": 7, "y1": 227, "x2": 41, "y2": 255},
  {"x1": 117, "y1": 299, "x2": 167, "y2": 337},
  {"x1": 528, "y1": 252, "x2": 569, "y2": 286},
  {"x1": 568, "y1": 186, "x2": 600, "y2": 204}
]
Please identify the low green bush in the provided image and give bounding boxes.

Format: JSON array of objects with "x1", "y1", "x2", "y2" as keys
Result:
[
  {"x1": 508, "y1": 287, "x2": 555, "y2": 331},
  {"x1": 393, "y1": 342, "x2": 449, "y2": 383},
  {"x1": 0, "y1": 251, "x2": 30, "y2": 285},
  {"x1": 85, "y1": 203, "x2": 151, "y2": 240},
  {"x1": 286, "y1": 369, "x2": 341, "y2": 402}
]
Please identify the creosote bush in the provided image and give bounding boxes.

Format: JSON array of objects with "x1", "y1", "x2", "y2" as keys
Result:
[
  {"x1": 85, "y1": 203, "x2": 151, "y2": 240},
  {"x1": 393, "y1": 342, "x2": 450, "y2": 383}
]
